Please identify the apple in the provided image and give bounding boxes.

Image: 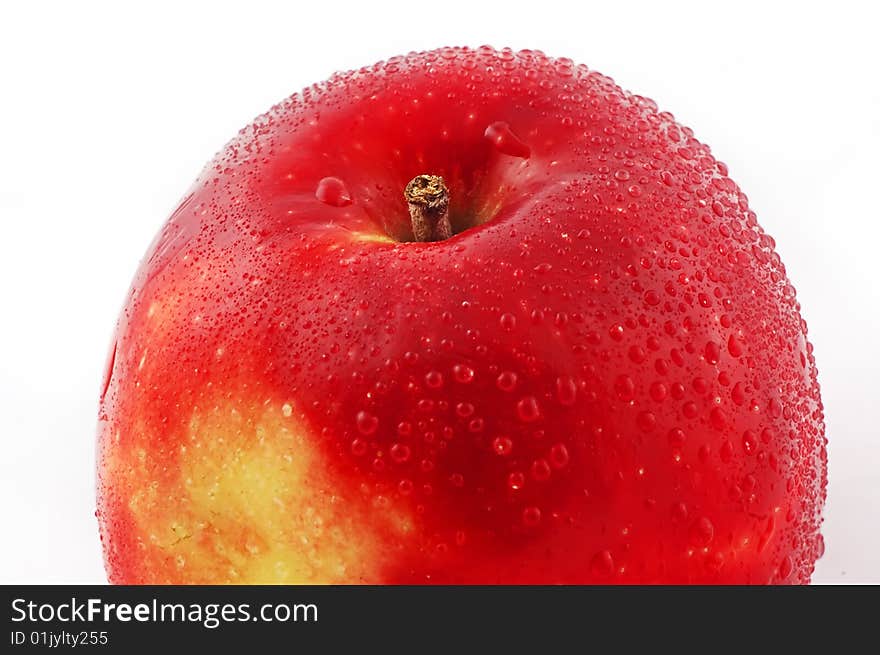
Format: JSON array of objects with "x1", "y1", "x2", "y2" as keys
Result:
[{"x1": 97, "y1": 46, "x2": 826, "y2": 583}]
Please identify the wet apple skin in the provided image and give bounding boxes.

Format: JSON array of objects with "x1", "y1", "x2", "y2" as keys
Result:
[{"x1": 97, "y1": 46, "x2": 826, "y2": 584}]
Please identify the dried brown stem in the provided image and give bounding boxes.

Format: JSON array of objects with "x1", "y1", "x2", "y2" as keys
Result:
[{"x1": 404, "y1": 174, "x2": 452, "y2": 242}]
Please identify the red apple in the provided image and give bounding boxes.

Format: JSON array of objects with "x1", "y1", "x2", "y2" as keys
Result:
[{"x1": 97, "y1": 46, "x2": 826, "y2": 583}]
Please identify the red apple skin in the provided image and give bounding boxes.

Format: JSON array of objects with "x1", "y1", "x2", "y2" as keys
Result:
[{"x1": 97, "y1": 46, "x2": 826, "y2": 584}]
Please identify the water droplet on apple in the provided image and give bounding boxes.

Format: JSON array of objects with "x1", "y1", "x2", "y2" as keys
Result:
[
  {"x1": 720, "y1": 440, "x2": 734, "y2": 463},
  {"x1": 637, "y1": 411, "x2": 656, "y2": 432},
  {"x1": 452, "y1": 364, "x2": 475, "y2": 383},
  {"x1": 492, "y1": 436, "x2": 513, "y2": 456},
  {"x1": 530, "y1": 458, "x2": 551, "y2": 481},
  {"x1": 315, "y1": 176, "x2": 352, "y2": 207},
  {"x1": 591, "y1": 550, "x2": 615, "y2": 578},
  {"x1": 709, "y1": 407, "x2": 727, "y2": 430},
  {"x1": 778, "y1": 555, "x2": 793, "y2": 580},
  {"x1": 667, "y1": 428, "x2": 686, "y2": 446},
  {"x1": 484, "y1": 121, "x2": 531, "y2": 158},
  {"x1": 555, "y1": 376, "x2": 577, "y2": 405},
  {"x1": 731, "y1": 382, "x2": 746, "y2": 405},
  {"x1": 704, "y1": 341, "x2": 721, "y2": 365},
  {"x1": 522, "y1": 506, "x2": 542, "y2": 527},
  {"x1": 672, "y1": 502, "x2": 689, "y2": 522},
  {"x1": 628, "y1": 345, "x2": 646, "y2": 363},
  {"x1": 689, "y1": 517, "x2": 715, "y2": 546},
  {"x1": 425, "y1": 370, "x2": 444, "y2": 389},
  {"x1": 496, "y1": 371, "x2": 518, "y2": 392},
  {"x1": 742, "y1": 430, "x2": 757, "y2": 455},
  {"x1": 549, "y1": 443, "x2": 569, "y2": 468},
  {"x1": 499, "y1": 313, "x2": 517, "y2": 331},
  {"x1": 455, "y1": 402, "x2": 475, "y2": 418},
  {"x1": 614, "y1": 374, "x2": 635, "y2": 401},
  {"x1": 516, "y1": 396, "x2": 541, "y2": 422},
  {"x1": 356, "y1": 410, "x2": 378, "y2": 435},
  {"x1": 390, "y1": 443, "x2": 411, "y2": 463},
  {"x1": 507, "y1": 471, "x2": 525, "y2": 491},
  {"x1": 728, "y1": 334, "x2": 743, "y2": 357}
]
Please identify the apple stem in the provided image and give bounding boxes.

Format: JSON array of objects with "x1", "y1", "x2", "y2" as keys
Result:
[{"x1": 405, "y1": 175, "x2": 452, "y2": 242}]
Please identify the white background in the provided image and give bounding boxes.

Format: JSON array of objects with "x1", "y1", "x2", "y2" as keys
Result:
[{"x1": 1, "y1": 0, "x2": 877, "y2": 583}]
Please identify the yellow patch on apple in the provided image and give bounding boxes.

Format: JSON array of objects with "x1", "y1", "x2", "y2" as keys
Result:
[{"x1": 108, "y1": 396, "x2": 414, "y2": 583}]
